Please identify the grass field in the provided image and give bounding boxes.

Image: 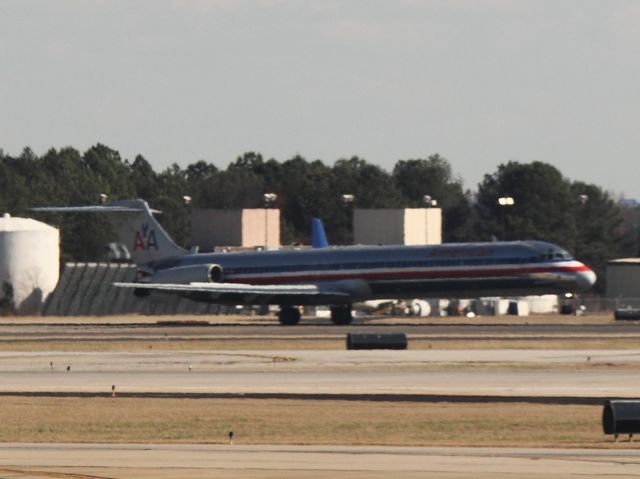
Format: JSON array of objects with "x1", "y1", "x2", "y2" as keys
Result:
[
  {"x1": 0, "y1": 336, "x2": 639, "y2": 352},
  {"x1": 0, "y1": 397, "x2": 618, "y2": 448},
  {"x1": 0, "y1": 314, "x2": 632, "y2": 450}
]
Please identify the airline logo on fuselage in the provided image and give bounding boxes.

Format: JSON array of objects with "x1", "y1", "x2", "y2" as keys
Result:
[{"x1": 133, "y1": 223, "x2": 158, "y2": 251}]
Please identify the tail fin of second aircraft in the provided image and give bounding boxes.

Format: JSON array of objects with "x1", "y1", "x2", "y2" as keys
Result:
[
  {"x1": 32, "y1": 199, "x2": 187, "y2": 264},
  {"x1": 311, "y1": 218, "x2": 329, "y2": 248}
]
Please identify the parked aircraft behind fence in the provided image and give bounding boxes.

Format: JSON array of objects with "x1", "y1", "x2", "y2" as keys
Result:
[{"x1": 33, "y1": 199, "x2": 596, "y2": 325}]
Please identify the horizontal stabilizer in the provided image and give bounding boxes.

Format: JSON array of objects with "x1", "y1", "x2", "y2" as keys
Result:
[
  {"x1": 31, "y1": 205, "x2": 161, "y2": 214},
  {"x1": 31, "y1": 199, "x2": 184, "y2": 263}
]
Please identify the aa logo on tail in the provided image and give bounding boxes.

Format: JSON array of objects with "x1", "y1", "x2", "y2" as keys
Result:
[{"x1": 133, "y1": 223, "x2": 158, "y2": 251}]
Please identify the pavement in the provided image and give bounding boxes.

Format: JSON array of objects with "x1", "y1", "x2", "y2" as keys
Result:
[
  {"x1": 0, "y1": 349, "x2": 639, "y2": 398},
  {"x1": 0, "y1": 443, "x2": 639, "y2": 478},
  {"x1": 2, "y1": 320, "x2": 640, "y2": 478}
]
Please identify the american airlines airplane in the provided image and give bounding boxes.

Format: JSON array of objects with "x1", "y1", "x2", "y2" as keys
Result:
[{"x1": 33, "y1": 199, "x2": 596, "y2": 325}]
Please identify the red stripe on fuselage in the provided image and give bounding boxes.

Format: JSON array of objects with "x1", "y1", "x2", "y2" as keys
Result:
[{"x1": 227, "y1": 264, "x2": 591, "y2": 285}]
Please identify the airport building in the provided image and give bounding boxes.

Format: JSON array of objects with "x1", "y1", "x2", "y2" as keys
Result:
[
  {"x1": 191, "y1": 207, "x2": 442, "y2": 250},
  {"x1": 606, "y1": 258, "x2": 640, "y2": 299},
  {"x1": 353, "y1": 208, "x2": 442, "y2": 245},
  {"x1": 191, "y1": 208, "x2": 280, "y2": 251}
]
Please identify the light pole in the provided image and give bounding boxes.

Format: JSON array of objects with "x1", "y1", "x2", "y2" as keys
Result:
[
  {"x1": 263, "y1": 193, "x2": 277, "y2": 249},
  {"x1": 575, "y1": 194, "x2": 589, "y2": 259},
  {"x1": 341, "y1": 194, "x2": 355, "y2": 245},
  {"x1": 497, "y1": 196, "x2": 515, "y2": 240}
]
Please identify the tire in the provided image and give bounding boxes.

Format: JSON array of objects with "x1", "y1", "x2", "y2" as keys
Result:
[
  {"x1": 330, "y1": 306, "x2": 353, "y2": 325},
  {"x1": 278, "y1": 307, "x2": 301, "y2": 325}
]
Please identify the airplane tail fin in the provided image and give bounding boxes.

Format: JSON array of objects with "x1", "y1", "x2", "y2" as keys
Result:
[
  {"x1": 31, "y1": 199, "x2": 187, "y2": 264},
  {"x1": 311, "y1": 218, "x2": 329, "y2": 248}
]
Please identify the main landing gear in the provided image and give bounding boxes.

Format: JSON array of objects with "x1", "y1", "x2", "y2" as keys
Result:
[
  {"x1": 277, "y1": 305, "x2": 354, "y2": 326},
  {"x1": 278, "y1": 306, "x2": 301, "y2": 325},
  {"x1": 330, "y1": 305, "x2": 353, "y2": 325}
]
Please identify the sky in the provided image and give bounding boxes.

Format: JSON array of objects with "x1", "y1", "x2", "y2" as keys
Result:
[{"x1": 1, "y1": 1, "x2": 639, "y2": 198}]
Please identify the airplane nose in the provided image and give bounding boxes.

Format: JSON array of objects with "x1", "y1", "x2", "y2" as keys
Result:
[{"x1": 576, "y1": 267, "x2": 597, "y2": 291}]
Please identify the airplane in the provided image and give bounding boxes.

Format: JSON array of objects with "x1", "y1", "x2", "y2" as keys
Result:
[{"x1": 32, "y1": 199, "x2": 597, "y2": 325}]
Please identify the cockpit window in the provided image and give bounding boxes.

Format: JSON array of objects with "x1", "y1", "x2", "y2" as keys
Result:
[
  {"x1": 555, "y1": 249, "x2": 572, "y2": 260},
  {"x1": 540, "y1": 249, "x2": 572, "y2": 261},
  {"x1": 529, "y1": 242, "x2": 573, "y2": 261}
]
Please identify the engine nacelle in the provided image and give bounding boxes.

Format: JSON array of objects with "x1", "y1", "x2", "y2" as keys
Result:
[
  {"x1": 409, "y1": 299, "x2": 431, "y2": 317},
  {"x1": 147, "y1": 264, "x2": 224, "y2": 284}
]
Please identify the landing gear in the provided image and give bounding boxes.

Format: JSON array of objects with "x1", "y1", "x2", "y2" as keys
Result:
[
  {"x1": 278, "y1": 306, "x2": 301, "y2": 325},
  {"x1": 330, "y1": 305, "x2": 353, "y2": 325}
]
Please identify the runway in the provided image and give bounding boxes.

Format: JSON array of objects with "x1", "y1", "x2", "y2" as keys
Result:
[
  {"x1": 2, "y1": 317, "x2": 639, "y2": 478},
  {"x1": 0, "y1": 349, "x2": 639, "y2": 398},
  {"x1": 0, "y1": 443, "x2": 638, "y2": 478},
  {"x1": 2, "y1": 319, "x2": 640, "y2": 340}
]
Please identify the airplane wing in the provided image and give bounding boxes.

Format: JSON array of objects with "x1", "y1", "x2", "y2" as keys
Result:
[{"x1": 114, "y1": 281, "x2": 352, "y2": 305}]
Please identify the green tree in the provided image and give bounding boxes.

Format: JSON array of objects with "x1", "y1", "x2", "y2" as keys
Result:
[
  {"x1": 330, "y1": 157, "x2": 403, "y2": 243},
  {"x1": 154, "y1": 164, "x2": 191, "y2": 247},
  {"x1": 392, "y1": 154, "x2": 474, "y2": 241},
  {"x1": 571, "y1": 182, "x2": 625, "y2": 290},
  {"x1": 184, "y1": 160, "x2": 218, "y2": 207},
  {"x1": 0, "y1": 281, "x2": 15, "y2": 315},
  {"x1": 277, "y1": 156, "x2": 334, "y2": 244},
  {"x1": 128, "y1": 155, "x2": 159, "y2": 201},
  {"x1": 0, "y1": 153, "x2": 29, "y2": 214},
  {"x1": 619, "y1": 200, "x2": 640, "y2": 257},
  {"x1": 475, "y1": 161, "x2": 577, "y2": 247},
  {"x1": 83, "y1": 144, "x2": 136, "y2": 203}
]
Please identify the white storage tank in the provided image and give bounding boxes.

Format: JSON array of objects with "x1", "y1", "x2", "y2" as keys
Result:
[{"x1": 0, "y1": 213, "x2": 59, "y2": 314}]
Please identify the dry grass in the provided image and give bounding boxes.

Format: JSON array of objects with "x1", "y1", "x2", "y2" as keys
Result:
[
  {"x1": 0, "y1": 339, "x2": 344, "y2": 352},
  {"x1": 411, "y1": 337, "x2": 640, "y2": 350},
  {"x1": 0, "y1": 397, "x2": 616, "y2": 448},
  {"x1": 0, "y1": 337, "x2": 638, "y2": 352}
]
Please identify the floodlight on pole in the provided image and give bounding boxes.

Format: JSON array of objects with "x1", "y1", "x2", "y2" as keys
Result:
[
  {"x1": 498, "y1": 196, "x2": 515, "y2": 240},
  {"x1": 263, "y1": 193, "x2": 277, "y2": 249},
  {"x1": 341, "y1": 194, "x2": 355, "y2": 204},
  {"x1": 263, "y1": 193, "x2": 277, "y2": 206},
  {"x1": 423, "y1": 195, "x2": 438, "y2": 207},
  {"x1": 340, "y1": 194, "x2": 355, "y2": 245}
]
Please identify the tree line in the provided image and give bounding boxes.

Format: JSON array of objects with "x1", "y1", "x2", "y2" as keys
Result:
[{"x1": 1, "y1": 144, "x2": 637, "y2": 293}]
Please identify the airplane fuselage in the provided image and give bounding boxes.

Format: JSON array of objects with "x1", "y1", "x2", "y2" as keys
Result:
[{"x1": 150, "y1": 240, "x2": 595, "y2": 304}]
